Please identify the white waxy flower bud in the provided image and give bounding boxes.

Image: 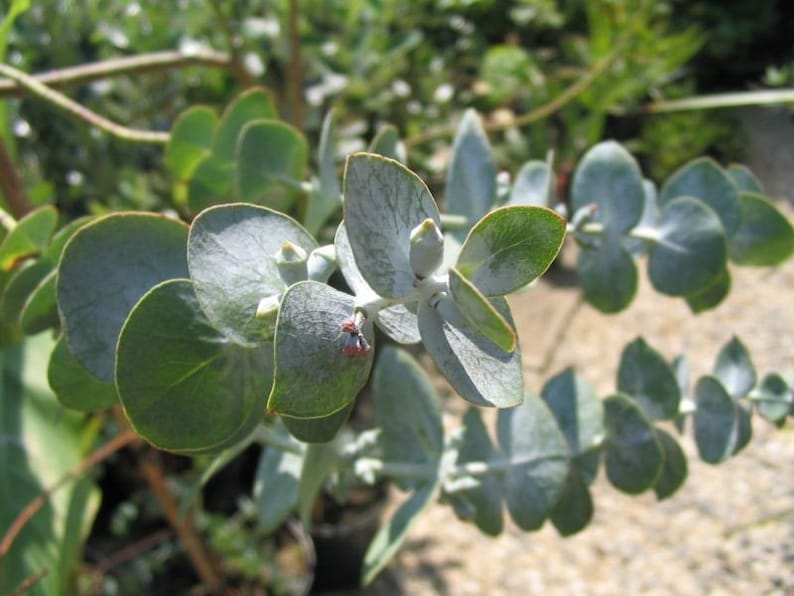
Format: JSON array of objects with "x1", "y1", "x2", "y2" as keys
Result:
[
  {"x1": 409, "y1": 218, "x2": 444, "y2": 279},
  {"x1": 255, "y1": 293, "x2": 281, "y2": 340},
  {"x1": 274, "y1": 240, "x2": 308, "y2": 286}
]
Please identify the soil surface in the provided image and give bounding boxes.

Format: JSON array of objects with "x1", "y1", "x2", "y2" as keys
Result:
[{"x1": 370, "y1": 108, "x2": 794, "y2": 595}]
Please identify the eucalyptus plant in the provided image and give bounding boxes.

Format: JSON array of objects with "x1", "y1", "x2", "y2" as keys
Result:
[{"x1": 1, "y1": 88, "x2": 792, "y2": 586}]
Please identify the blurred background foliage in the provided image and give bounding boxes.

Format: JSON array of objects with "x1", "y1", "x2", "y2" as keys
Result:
[{"x1": 2, "y1": 0, "x2": 794, "y2": 218}]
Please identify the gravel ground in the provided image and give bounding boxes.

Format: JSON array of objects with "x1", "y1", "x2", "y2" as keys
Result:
[{"x1": 376, "y1": 110, "x2": 794, "y2": 595}]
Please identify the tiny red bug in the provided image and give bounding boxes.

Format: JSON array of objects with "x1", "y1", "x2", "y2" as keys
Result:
[{"x1": 339, "y1": 316, "x2": 371, "y2": 357}]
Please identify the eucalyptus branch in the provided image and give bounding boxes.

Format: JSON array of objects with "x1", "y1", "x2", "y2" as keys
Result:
[
  {"x1": 569, "y1": 221, "x2": 661, "y2": 243},
  {"x1": 0, "y1": 62, "x2": 170, "y2": 144},
  {"x1": 0, "y1": 50, "x2": 240, "y2": 98}
]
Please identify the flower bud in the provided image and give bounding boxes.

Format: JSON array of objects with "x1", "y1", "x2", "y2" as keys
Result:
[
  {"x1": 409, "y1": 218, "x2": 444, "y2": 279},
  {"x1": 274, "y1": 240, "x2": 308, "y2": 287},
  {"x1": 255, "y1": 294, "x2": 281, "y2": 340}
]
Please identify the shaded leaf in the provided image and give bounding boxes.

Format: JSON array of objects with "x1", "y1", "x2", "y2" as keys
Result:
[
  {"x1": 653, "y1": 428, "x2": 688, "y2": 500},
  {"x1": 48, "y1": 335, "x2": 117, "y2": 412},
  {"x1": 618, "y1": 337, "x2": 681, "y2": 421},
  {"x1": 508, "y1": 159, "x2": 553, "y2": 207},
  {"x1": 0, "y1": 205, "x2": 58, "y2": 271},
  {"x1": 541, "y1": 368, "x2": 604, "y2": 456},
  {"x1": 755, "y1": 373, "x2": 792, "y2": 423},
  {"x1": 713, "y1": 336, "x2": 756, "y2": 399},
  {"x1": 726, "y1": 164, "x2": 764, "y2": 194},
  {"x1": 729, "y1": 192, "x2": 794, "y2": 266},
  {"x1": 254, "y1": 443, "x2": 303, "y2": 533},
  {"x1": 685, "y1": 269, "x2": 731, "y2": 313},
  {"x1": 282, "y1": 402, "x2": 353, "y2": 443},
  {"x1": 448, "y1": 267, "x2": 516, "y2": 352},
  {"x1": 165, "y1": 106, "x2": 217, "y2": 180},
  {"x1": 577, "y1": 234, "x2": 638, "y2": 313},
  {"x1": 694, "y1": 376, "x2": 738, "y2": 464},
  {"x1": 550, "y1": 467, "x2": 593, "y2": 537},
  {"x1": 213, "y1": 87, "x2": 277, "y2": 161}
]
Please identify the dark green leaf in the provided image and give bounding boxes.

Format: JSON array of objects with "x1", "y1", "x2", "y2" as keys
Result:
[
  {"x1": 541, "y1": 368, "x2": 604, "y2": 457},
  {"x1": 236, "y1": 119, "x2": 308, "y2": 212},
  {"x1": 58, "y1": 213, "x2": 189, "y2": 382},
  {"x1": 685, "y1": 269, "x2": 731, "y2": 313},
  {"x1": 448, "y1": 267, "x2": 515, "y2": 352},
  {"x1": 0, "y1": 258, "x2": 51, "y2": 324},
  {"x1": 497, "y1": 394, "x2": 569, "y2": 530},
  {"x1": 454, "y1": 408, "x2": 504, "y2": 536},
  {"x1": 550, "y1": 467, "x2": 593, "y2": 536},
  {"x1": 282, "y1": 402, "x2": 354, "y2": 443},
  {"x1": 117, "y1": 280, "x2": 273, "y2": 454},
  {"x1": 418, "y1": 296, "x2": 522, "y2": 408},
  {"x1": 617, "y1": 337, "x2": 681, "y2": 421},
  {"x1": 361, "y1": 482, "x2": 438, "y2": 585},
  {"x1": 343, "y1": 153, "x2": 441, "y2": 298},
  {"x1": 694, "y1": 376, "x2": 738, "y2": 464},
  {"x1": 659, "y1": 157, "x2": 741, "y2": 235},
  {"x1": 576, "y1": 234, "x2": 638, "y2": 313},
  {"x1": 713, "y1": 336, "x2": 756, "y2": 399},
  {"x1": 603, "y1": 393, "x2": 663, "y2": 494},
  {"x1": 647, "y1": 196, "x2": 727, "y2": 296},
  {"x1": 755, "y1": 373, "x2": 792, "y2": 423},
  {"x1": 48, "y1": 335, "x2": 117, "y2": 412},
  {"x1": 652, "y1": 428, "x2": 687, "y2": 500},
  {"x1": 188, "y1": 203, "x2": 317, "y2": 346},
  {"x1": 268, "y1": 281, "x2": 374, "y2": 418},
  {"x1": 445, "y1": 109, "x2": 496, "y2": 227},
  {"x1": 186, "y1": 154, "x2": 235, "y2": 213},
  {"x1": 455, "y1": 205, "x2": 566, "y2": 296},
  {"x1": 733, "y1": 402, "x2": 753, "y2": 456},
  {"x1": 19, "y1": 269, "x2": 59, "y2": 334},
  {"x1": 570, "y1": 141, "x2": 645, "y2": 234},
  {"x1": 372, "y1": 346, "x2": 443, "y2": 489},
  {"x1": 165, "y1": 106, "x2": 217, "y2": 179},
  {"x1": 728, "y1": 192, "x2": 794, "y2": 266}
]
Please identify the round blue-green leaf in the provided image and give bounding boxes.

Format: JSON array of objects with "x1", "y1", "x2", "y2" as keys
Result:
[
  {"x1": 577, "y1": 235, "x2": 637, "y2": 313},
  {"x1": 188, "y1": 203, "x2": 317, "y2": 347},
  {"x1": 448, "y1": 267, "x2": 515, "y2": 352},
  {"x1": 497, "y1": 394, "x2": 569, "y2": 531},
  {"x1": 455, "y1": 205, "x2": 566, "y2": 296},
  {"x1": 726, "y1": 164, "x2": 764, "y2": 194},
  {"x1": 335, "y1": 224, "x2": 420, "y2": 344},
  {"x1": 550, "y1": 467, "x2": 593, "y2": 537},
  {"x1": 0, "y1": 205, "x2": 58, "y2": 271},
  {"x1": 728, "y1": 192, "x2": 794, "y2": 266},
  {"x1": 445, "y1": 109, "x2": 496, "y2": 227},
  {"x1": 267, "y1": 281, "x2": 374, "y2": 419},
  {"x1": 508, "y1": 160, "x2": 552, "y2": 207},
  {"x1": 652, "y1": 427, "x2": 687, "y2": 500},
  {"x1": 618, "y1": 337, "x2": 681, "y2": 421},
  {"x1": 343, "y1": 153, "x2": 441, "y2": 299},
  {"x1": 48, "y1": 335, "x2": 117, "y2": 412},
  {"x1": 659, "y1": 157, "x2": 740, "y2": 235},
  {"x1": 373, "y1": 346, "x2": 443, "y2": 489},
  {"x1": 694, "y1": 376, "x2": 738, "y2": 464},
  {"x1": 418, "y1": 296, "x2": 522, "y2": 408},
  {"x1": 541, "y1": 367, "x2": 604, "y2": 456},
  {"x1": 603, "y1": 393, "x2": 663, "y2": 494},
  {"x1": 455, "y1": 408, "x2": 504, "y2": 536},
  {"x1": 213, "y1": 87, "x2": 277, "y2": 162},
  {"x1": 58, "y1": 213, "x2": 189, "y2": 382},
  {"x1": 236, "y1": 119, "x2": 308, "y2": 212},
  {"x1": 755, "y1": 373, "x2": 792, "y2": 423},
  {"x1": 282, "y1": 401, "x2": 353, "y2": 443},
  {"x1": 117, "y1": 279, "x2": 272, "y2": 454},
  {"x1": 647, "y1": 196, "x2": 727, "y2": 296},
  {"x1": 570, "y1": 141, "x2": 645, "y2": 234},
  {"x1": 686, "y1": 269, "x2": 731, "y2": 314},
  {"x1": 165, "y1": 106, "x2": 217, "y2": 179},
  {"x1": 713, "y1": 336, "x2": 756, "y2": 399}
]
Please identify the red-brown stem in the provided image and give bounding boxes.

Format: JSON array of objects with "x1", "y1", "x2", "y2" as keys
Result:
[{"x1": 0, "y1": 135, "x2": 33, "y2": 218}]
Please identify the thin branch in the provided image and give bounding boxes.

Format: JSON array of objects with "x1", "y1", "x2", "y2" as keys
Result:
[
  {"x1": 287, "y1": 0, "x2": 304, "y2": 128},
  {"x1": 639, "y1": 88, "x2": 794, "y2": 114},
  {"x1": 94, "y1": 528, "x2": 173, "y2": 575},
  {"x1": 0, "y1": 50, "x2": 239, "y2": 98},
  {"x1": 10, "y1": 568, "x2": 48, "y2": 595},
  {"x1": 137, "y1": 450, "x2": 224, "y2": 592},
  {"x1": 0, "y1": 135, "x2": 33, "y2": 217},
  {"x1": 0, "y1": 430, "x2": 139, "y2": 561},
  {"x1": 404, "y1": 46, "x2": 621, "y2": 147},
  {"x1": 0, "y1": 62, "x2": 170, "y2": 144}
]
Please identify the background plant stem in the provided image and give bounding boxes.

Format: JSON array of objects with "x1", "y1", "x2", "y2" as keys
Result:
[{"x1": 0, "y1": 135, "x2": 32, "y2": 217}]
